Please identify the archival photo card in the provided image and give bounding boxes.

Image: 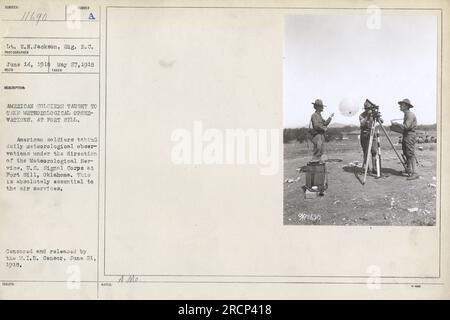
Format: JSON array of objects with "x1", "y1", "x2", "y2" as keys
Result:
[{"x1": 1, "y1": 0, "x2": 449, "y2": 300}]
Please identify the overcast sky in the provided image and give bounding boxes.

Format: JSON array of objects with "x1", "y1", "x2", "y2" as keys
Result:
[{"x1": 283, "y1": 14, "x2": 438, "y2": 128}]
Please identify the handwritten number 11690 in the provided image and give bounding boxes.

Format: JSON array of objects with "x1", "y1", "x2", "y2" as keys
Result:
[{"x1": 20, "y1": 11, "x2": 48, "y2": 25}]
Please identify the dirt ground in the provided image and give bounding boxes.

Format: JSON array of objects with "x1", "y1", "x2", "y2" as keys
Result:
[{"x1": 283, "y1": 137, "x2": 437, "y2": 226}]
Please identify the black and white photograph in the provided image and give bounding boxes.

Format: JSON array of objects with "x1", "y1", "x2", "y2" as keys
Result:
[{"x1": 283, "y1": 14, "x2": 439, "y2": 226}]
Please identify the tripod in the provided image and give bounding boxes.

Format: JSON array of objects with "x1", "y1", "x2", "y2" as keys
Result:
[{"x1": 362, "y1": 117, "x2": 408, "y2": 185}]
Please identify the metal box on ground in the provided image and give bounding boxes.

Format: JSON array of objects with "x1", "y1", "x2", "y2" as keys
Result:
[{"x1": 304, "y1": 189, "x2": 318, "y2": 199}]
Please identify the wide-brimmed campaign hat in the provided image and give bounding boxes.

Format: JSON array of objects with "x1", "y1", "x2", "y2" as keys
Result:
[
  {"x1": 398, "y1": 98, "x2": 414, "y2": 108},
  {"x1": 312, "y1": 99, "x2": 326, "y2": 109}
]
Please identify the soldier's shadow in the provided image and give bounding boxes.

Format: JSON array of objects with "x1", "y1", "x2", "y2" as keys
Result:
[
  {"x1": 380, "y1": 168, "x2": 404, "y2": 176},
  {"x1": 342, "y1": 165, "x2": 403, "y2": 185},
  {"x1": 342, "y1": 166, "x2": 402, "y2": 176}
]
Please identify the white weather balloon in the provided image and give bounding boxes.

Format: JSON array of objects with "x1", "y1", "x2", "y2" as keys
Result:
[{"x1": 339, "y1": 98, "x2": 360, "y2": 117}]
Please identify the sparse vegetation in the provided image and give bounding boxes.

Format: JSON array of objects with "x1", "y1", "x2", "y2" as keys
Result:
[{"x1": 283, "y1": 124, "x2": 437, "y2": 144}]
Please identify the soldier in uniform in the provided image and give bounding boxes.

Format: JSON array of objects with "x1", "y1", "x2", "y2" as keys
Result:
[
  {"x1": 398, "y1": 98, "x2": 419, "y2": 180},
  {"x1": 309, "y1": 99, "x2": 334, "y2": 162},
  {"x1": 359, "y1": 100, "x2": 378, "y2": 174}
]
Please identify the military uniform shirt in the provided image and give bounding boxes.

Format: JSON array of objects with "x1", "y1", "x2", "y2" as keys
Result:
[
  {"x1": 310, "y1": 112, "x2": 331, "y2": 135},
  {"x1": 359, "y1": 111, "x2": 375, "y2": 133},
  {"x1": 402, "y1": 110, "x2": 417, "y2": 133}
]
